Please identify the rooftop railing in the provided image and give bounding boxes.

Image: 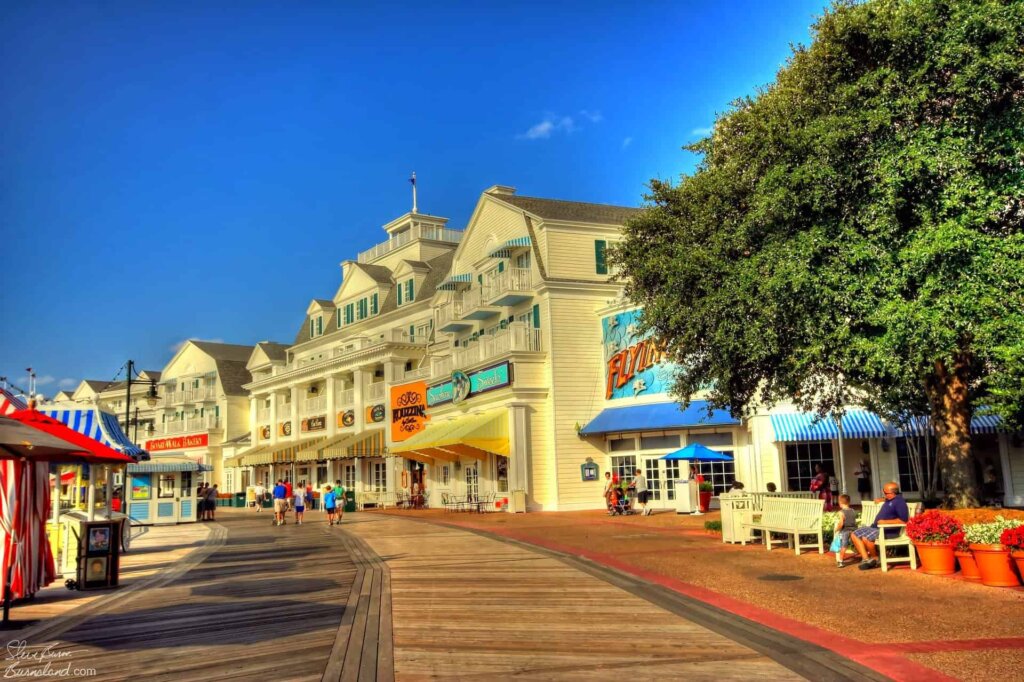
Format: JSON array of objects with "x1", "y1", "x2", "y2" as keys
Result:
[{"x1": 356, "y1": 224, "x2": 462, "y2": 263}]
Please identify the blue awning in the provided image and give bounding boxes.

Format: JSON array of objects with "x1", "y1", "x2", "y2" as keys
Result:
[
  {"x1": 891, "y1": 414, "x2": 1004, "y2": 437},
  {"x1": 488, "y1": 236, "x2": 532, "y2": 259},
  {"x1": 128, "y1": 457, "x2": 212, "y2": 473},
  {"x1": 437, "y1": 273, "x2": 473, "y2": 291},
  {"x1": 40, "y1": 408, "x2": 149, "y2": 460},
  {"x1": 769, "y1": 410, "x2": 887, "y2": 442},
  {"x1": 580, "y1": 401, "x2": 740, "y2": 436}
]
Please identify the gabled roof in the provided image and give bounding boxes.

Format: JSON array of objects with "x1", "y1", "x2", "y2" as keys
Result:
[
  {"x1": 81, "y1": 380, "x2": 114, "y2": 393},
  {"x1": 257, "y1": 342, "x2": 289, "y2": 363},
  {"x1": 352, "y1": 262, "x2": 394, "y2": 285},
  {"x1": 216, "y1": 359, "x2": 253, "y2": 396},
  {"x1": 496, "y1": 194, "x2": 640, "y2": 225},
  {"x1": 190, "y1": 341, "x2": 255, "y2": 363}
]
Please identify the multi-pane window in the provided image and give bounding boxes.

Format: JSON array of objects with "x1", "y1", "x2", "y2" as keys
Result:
[
  {"x1": 610, "y1": 455, "x2": 636, "y2": 482},
  {"x1": 343, "y1": 464, "x2": 356, "y2": 491},
  {"x1": 785, "y1": 442, "x2": 835, "y2": 493},
  {"x1": 371, "y1": 462, "x2": 387, "y2": 492},
  {"x1": 398, "y1": 278, "x2": 415, "y2": 306},
  {"x1": 895, "y1": 436, "x2": 940, "y2": 493},
  {"x1": 515, "y1": 252, "x2": 531, "y2": 269},
  {"x1": 696, "y1": 455, "x2": 736, "y2": 496}
]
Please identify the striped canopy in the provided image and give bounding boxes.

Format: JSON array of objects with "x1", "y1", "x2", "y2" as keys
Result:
[
  {"x1": 128, "y1": 458, "x2": 212, "y2": 473},
  {"x1": 0, "y1": 388, "x2": 27, "y2": 417},
  {"x1": 437, "y1": 273, "x2": 473, "y2": 291},
  {"x1": 38, "y1": 408, "x2": 148, "y2": 460},
  {"x1": 488, "y1": 236, "x2": 532, "y2": 259},
  {"x1": 769, "y1": 410, "x2": 888, "y2": 442},
  {"x1": 890, "y1": 414, "x2": 1004, "y2": 437}
]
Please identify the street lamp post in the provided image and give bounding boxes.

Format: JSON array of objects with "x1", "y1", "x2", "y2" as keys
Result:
[{"x1": 110, "y1": 360, "x2": 159, "y2": 518}]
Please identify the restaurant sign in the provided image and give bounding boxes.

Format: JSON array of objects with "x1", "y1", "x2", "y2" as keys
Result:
[
  {"x1": 259, "y1": 425, "x2": 271, "y2": 441},
  {"x1": 301, "y1": 415, "x2": 326, "y2": 432},
  {"x1": 390, "y1": 382, "x2": 428, "y2": 442},
  {"x1": 367, "y1": 404, "x2": 386, "y2": 423},
  {"x1": 279, "y1": 421, "x2": 292, "y2": 437},
  {"x1": 338, "y1": 410, "x2": 355, "y2": 428},
  {"x1": 145, "y1": 433, "x2": 209, "y2": 452},
  {"x1": 427, "y1": 362, "x2": 512, "y2": 407},
  {"x1": 602, "y1": 309, "x2": 673, "y2": 400}
]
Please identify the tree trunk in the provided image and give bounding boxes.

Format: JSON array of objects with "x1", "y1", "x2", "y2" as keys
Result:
[{"x1": 925, "y1": 354, "x2": 979, "y2": 508}]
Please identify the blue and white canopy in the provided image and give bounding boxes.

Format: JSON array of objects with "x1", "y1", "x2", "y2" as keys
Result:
[
  {"x1": 769, "y1": 410, "x2": 887, "y2": 442},
  {"x1": 488, "y1": 236, "x2": 532, "y2": 259},
  {"x1": 128, "y1": 457, "x2": 211, "y2": 473},
  {"x1": 890, "y1": 414, "x2": 1004, "y2": 437},
  {"x1": 38, "y1": 408, "x2": 149, "y2": 460},
  {"x1": 437, "y1": 273, "x2": 473, "y2": 291}
]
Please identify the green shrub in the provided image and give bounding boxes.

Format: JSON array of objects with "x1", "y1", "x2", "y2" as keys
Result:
[{"x1": 704, "y1": 519, "x2": 722, "y2": 533}]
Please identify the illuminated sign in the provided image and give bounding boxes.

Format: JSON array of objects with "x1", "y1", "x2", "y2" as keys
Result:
[
  {"x1": 427, "y1": 362, "x2": 512, "y2": 407},
  {"x1": 302, "y1": 416, "x2": 326, "y2": 432},
  {"x1": 602, "y1": 310, "x2": 674, "y2": 400},
  {"x1": 390, "y1": 382, "x2": 428, "y2": 442},
  {"x1": 145, "y1": 434, "x2": 209, "y2": 452}
]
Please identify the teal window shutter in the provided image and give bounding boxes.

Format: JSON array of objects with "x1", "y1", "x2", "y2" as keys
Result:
[
  {"x1": 215, "y1": 406, "x2": 220, "y2": 417},
  {"x1": 477, "y1": 274, "x2": 483, "y2": 287},
  {"x1": 397, "y1": 283, "x2": 403, "y2": 305},
  {"x1": 532, "y1": 304, "x2": 540, "y2": 329},
  {"x1": 371, "y1": 293, "x2": 378, "y2": 315},
  {"x1": 317, "y1": 316, "x2": 323, "y2": 335},
  {"x1": 200, "y1": 407, "x2": 204, "y2": 417},
  {"x1": 498, "y1": 261, "x2": 505, "y2": 273},
  {"x1": 409, "y1": 324, "x2": 415, "y2": 340},
  {"x1": 406, "y1": 279, "x2": 414, "y2": 302},
  {"x1": 595, "y1": 240, "x2": 608, "y2": 275}
]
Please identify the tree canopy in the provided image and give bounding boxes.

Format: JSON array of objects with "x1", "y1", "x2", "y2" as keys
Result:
[{"x1": 611, "y1": 0, "x2": 1024, "y2": 506}]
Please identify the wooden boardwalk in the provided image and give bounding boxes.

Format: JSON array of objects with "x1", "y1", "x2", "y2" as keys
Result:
[{"x1": 10, "y1": 509, "x2": 885, "y2": 681}]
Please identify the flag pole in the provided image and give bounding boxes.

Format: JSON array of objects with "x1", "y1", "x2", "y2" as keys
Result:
[{"x1": 410, "y1": 172, "x2": 418, "y2": 214}]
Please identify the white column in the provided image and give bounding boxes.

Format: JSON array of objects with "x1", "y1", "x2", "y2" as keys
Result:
[
  {"x1": 270, "y1": 392, "x2": 279, "y2": 445},
  {"x1": 249, "y1": 397, "x2": 257, "y2": 444},
  {"x1": 86, "y1": 466, "x2": 96, "y2": 521},
  {"x1": 325, "y1": 375, "x2": 337, "y2": 438},
  {"x1": 105, "y1": 466, "x2": 113, "y2": 517},
  {"x1": 508, "y1": 404, "x2": 530, "y2": 494},
  {"x1": 352, "y1": 368, "x2": 367, "y2": 433},
  {"x1": 290, "y1": 386, "x2": 299, "y2": 439}
]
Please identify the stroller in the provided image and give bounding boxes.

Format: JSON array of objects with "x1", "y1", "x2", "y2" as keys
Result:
[{"x1": 608, "y1": 487, "x2": 635, "y2": 515}]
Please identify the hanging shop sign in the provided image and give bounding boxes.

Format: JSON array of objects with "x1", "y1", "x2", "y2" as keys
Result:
[
  {"x1": 338, "y1": 410, "x2": 355, "y2": 428},
  {"x1": 367, "y1": 404, "x2": 386, "y2": 423},
  {"x1": 580, "y1": 460, "x2": 600, "y2": 482},
  {"x1": 301, "y1": 415, "x2": 326, "y2": 432},
  {"x1": 279, "y1": 421, "x2": 292, "y2": 437},
  {"x1": 602, "y1": 309, "x2": 674, "y2": 400},
  {"x1": 390, "y1": 382, "x2": 428, "y2": 442},
  {"x1": 259, "y1": 425, "x2": 271, "y2": 441},
  {"x1": 145, "y1": 434, "x2": 209, "y2": 452},
  {"x1": 427, "y1": 362, "x2": 512, "y2": 407}
]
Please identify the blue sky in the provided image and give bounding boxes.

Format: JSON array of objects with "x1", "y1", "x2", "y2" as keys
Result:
[{"x1": 0, "y1": 0, "x2": 829, "y2": 396}]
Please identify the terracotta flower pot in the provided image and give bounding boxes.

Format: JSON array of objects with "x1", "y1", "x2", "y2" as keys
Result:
[
  {"x1": 1012, "y1": 550, "x2": 1024, "y2": 580},
  {"x1": 913, "y1": 541, "x2": 956, "y2": 575},
  {"x1": 698, "y1": 491, "x2": 712, "y2": 513},
  {"x1": 969, "y1": 543, "x2": 1021, "y2": 587},
  {"x1": 955, "y1": 550, "x2": 981, "y2": 581}
]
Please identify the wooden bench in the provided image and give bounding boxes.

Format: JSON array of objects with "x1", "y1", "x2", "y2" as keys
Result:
[
  {"x1": 859, "y1": 500, "x2": 922, "y2": 572},
  {"x1": 742, "y1": 498, "x2": 825, "y2": 555}
]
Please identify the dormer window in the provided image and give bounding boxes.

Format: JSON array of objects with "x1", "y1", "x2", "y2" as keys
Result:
[
  {"x1": 338, "y1": 292, "x2": 378, "y2": 328},
  {"x1": 309, "y1": 315, "x2": 324, "y2": 339},
  {"x1": 397, "y1": 278, "x2": 415, "y2": 306}
]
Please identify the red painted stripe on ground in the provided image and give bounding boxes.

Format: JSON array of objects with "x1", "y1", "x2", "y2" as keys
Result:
[
  {"x1": 427, "y1": 516, "x2": 958, "y2": 682},
  {"x1": 881, "y1": 637, "x2": 1024, "y2": 654}
]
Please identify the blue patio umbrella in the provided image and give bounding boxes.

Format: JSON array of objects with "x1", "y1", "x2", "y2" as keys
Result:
[{"x1": 660, "y1": 442, "x2": 733, "y2": 462}]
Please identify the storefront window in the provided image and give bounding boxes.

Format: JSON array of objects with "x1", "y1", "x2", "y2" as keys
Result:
[
  {"x1": 441, "y1": 465, "x2": 450, "y2": 487},
  {"x1": 610, "y1": 455, "x2": 636, "y2": 482},
  {"x1": 180, "y1": 471, "x2": 192, "y2": 495},
  {"x1": 609, "y1": 438, "x2": 636, "y2": 452},
  {"x1": 785, "y1": 442, "x2": 834, "y2": 493},
  {"x1": 895, "y1": 437, "x2": 930, "y2": 492},
  {"x1": 316, "y1": 465, "x2": 328, "y2": 485},
  {"x1": 343, "y1": 464, "x2": 356, "y2": 491},
  {"x1": 696, "y1": 456, "x2": 735, "y2": 496},
  {"x1": 690, "y1": 432, "x2": 734, "y2": 447},
  {"x1": 495, "y1": 456, "x2": 509, "y2": 493},
  {"x1": 371, "y1": 462, "x2": 386, "y2": 492},
  {"x1": 158, "y1": 474, "x2": 176, "y2": 499},
  {"x1": 640, "y1": 435, "x2": 679, "y2": 450}
]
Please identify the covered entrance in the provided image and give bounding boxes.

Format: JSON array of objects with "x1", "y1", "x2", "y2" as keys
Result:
[{"x1": 126, "y1": 458, "x2": 210, "y2": 524}]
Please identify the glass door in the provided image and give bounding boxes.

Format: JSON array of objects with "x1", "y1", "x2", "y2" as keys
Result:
[
  {"x1": 464, "y1": 464, "x2": 479, "y2": 501},
  {"x1": 639, "y1": 457, "x2": 682, "y2": 510}
]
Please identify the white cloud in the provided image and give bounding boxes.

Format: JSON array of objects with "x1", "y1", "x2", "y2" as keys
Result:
[
  {"x1": 35, "y1": 375, "x2": 55, "y2": 386},
  {"x1": 171, "y1": 337, "x2": 224, "y2": 353},
  {"x1": 690, "y1": 126, "x2": 713, "y2": 137},
  {"x1": 579, "y1": 109, "x2": 603, "y2": 123},
  {"x1": 518, "y1": 114, "x2": 578, "y2": 140},
  {"x1": 622, "y1": 136, "x2": 633, "y2": 149},
  {"x1": 58, "y1": 378, "x2": 77, "y2": 389}
]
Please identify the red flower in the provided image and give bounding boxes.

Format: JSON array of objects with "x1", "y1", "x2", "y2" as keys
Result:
[
  {"x1": 906, "y1": 510, "x2": 964, "y2": 545},
  {"x1": 1000, "y1": 526, "x2": 1024, "y2": 552}
]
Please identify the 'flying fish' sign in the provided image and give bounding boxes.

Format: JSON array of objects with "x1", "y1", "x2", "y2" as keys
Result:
[{"x1": 602, "y1": 309, "x2": 674, "y2": 400}]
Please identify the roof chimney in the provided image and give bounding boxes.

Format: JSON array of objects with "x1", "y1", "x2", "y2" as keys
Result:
[{"x1": 484, "y1": 185, "x2": 516, "y2": 196}]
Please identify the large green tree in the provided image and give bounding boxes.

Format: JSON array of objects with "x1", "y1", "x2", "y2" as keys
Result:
[{"x1": 612, "y1": 0, "x2": 1024, "y2": 506}]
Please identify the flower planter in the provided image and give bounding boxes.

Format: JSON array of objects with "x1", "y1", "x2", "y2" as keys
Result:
[
  {"x1": 698, "y1": 491, "x2": 712, "y2": 513},
  {"x1": 955, "y1": 550, "x2": 981, "y2": 581},
  {"x1": 913, "y1": 542, "x2": 956, "y2": 575},
  {"x1": 969, "y1": 544, "x2": 1021, "y2": 587},
  {"x1": 1012, "y1": 551, "x2": 1024, "y2": 579}
]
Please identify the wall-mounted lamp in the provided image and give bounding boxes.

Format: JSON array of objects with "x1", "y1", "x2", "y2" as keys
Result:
[{"x1": 880, "y1": 438, "x2": 890, "y2": 452}]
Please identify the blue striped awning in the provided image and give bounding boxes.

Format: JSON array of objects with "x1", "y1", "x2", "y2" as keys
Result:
[
  {"x1": 437, "y1": 273, "x2": 473, "y2": 291},
  {"x1": 769, "y1": 410, "x2": 887, "y2": 442},
  {"x1": 488, "y1": 236, "x2": 532, "y2": 259},
  {"x1": 580, "y1": 401, "x2": 740, "y2": 436},
  {"x1": 40, "y1": 408, "x2": 149, "y2": 460},
  {"x1": 891, "y1": 414, "x2": 1004, "y2": 437},
  {"x1": 127, "y1": 458, "x2": 212, "y2": 473}
]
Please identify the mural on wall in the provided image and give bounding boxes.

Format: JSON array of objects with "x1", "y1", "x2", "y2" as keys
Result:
[{"x1": 602, "y1": 309, "x2": 674, "y2": 400}]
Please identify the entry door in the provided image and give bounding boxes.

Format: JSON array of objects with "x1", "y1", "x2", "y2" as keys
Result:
[
  {"x1": 155, "y1": 473, "x2": 179, "y2": 524},
  {"x1": 179, "y1": 472, "x2": 195, "y2": 522},
  {"x1": 641, "y1": 457, "x2": 681, "y2": 510},
  {"x1": 464, "y1": 464, "x2": 479, "y2": 501}
]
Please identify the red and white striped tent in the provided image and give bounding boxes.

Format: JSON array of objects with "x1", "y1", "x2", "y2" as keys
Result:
[{"x1": 0, "y1": 387, "x2": 26, "y2": 417}]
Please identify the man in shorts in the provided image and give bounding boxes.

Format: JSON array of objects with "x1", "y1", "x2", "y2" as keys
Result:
[
  {"x1": 322, "y1": 485, "x2": 337, "y2": 526},
  {"x1": 851, "y1": 481, "x2": 909, "y2": 570},
  {"x1": 272, "y1": 479, "x2": 288, "y2": 526},
  {"x1": 334, "y1": 479, "x2": 346, "y2": 522}
]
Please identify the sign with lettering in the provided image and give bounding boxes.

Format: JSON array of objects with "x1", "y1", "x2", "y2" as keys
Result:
[
  {"x1": 427, "y1": 362, "x2": 512, "y2": 407},
  {"x1": 145, "y1": 433, "x2": 209, "y2": 452},
  {"x1": 279, "y1": 421, "x2": 292, "y2": 437},
  {"x1": 302, "y1": 415, "x2": 326, "y2": 432},
  {"x1": 602, "y1": 309, "x2": 674, "y2": 400},
  {"x1": 390, "y1": 382, "x2": 428, "y2": 442},
  {"x1": 338, "y1": 410, "x2": 355, "y2": 428},
  {"x1": 259, "y1": 425, "x2": 271, "y2": 441},
  {"x1": 367, "y1": 404, "x2": 386, "y2": 423}
]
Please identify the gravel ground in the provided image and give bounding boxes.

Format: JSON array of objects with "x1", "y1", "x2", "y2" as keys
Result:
[
  {"x1": 906, "y1": 649, "x2": 1024, "y2": 682},
  {"x1": 380, "y1": 508, "x2": 1024, "y2": 679}
]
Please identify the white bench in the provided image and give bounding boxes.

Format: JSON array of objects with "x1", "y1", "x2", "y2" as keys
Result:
[
  {"x1": 742, "y1": 497, "x2": 825, "y2": 555},
  {"x1": 859, "y1": 500, "x2": 922, "y2": 572}
]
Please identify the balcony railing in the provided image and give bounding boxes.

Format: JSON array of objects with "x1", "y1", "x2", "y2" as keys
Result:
[
  {"x1": 257, "y1": 408, "x2": 271, "y2": 422},
  {"x1": 164, "y1": 420, "x2": 184, "y2": 434},
  {"x1": 357, "y1": 223, "x2": 462, "y2": 263},
  {"x1": 402, "y1": 366, "x2": 431, "y2": 381},
  {"x1": 366, "y1": 382, "x2": 385, "y2": 401},
  {"x1": 337, "y1": 388, "x2": 355, "y2": 407},
  {"x1": 485, "y1": 267, "x2": 532, "y2": 303},
  {"x1": 186, "y1": 415, "x2": 221, "y2": 431},
  {"x1": 302, "y1": 395, "x2": 327, "y2": 415},
  {"x1": 189, "y1": 386, "x2": 217, "y2": 402},
  {"x1": 433, "y1": 356, "x2": 452, "y2": 379},
  {"x1": 163, "y1": 391, "x2": 180, "y2": 405},
  {"x1": 452, "y1": 343, "x2": 482, "y2": 369},
  {"x1": 452, "y1": 323, "x2": 543, "y2": 371}
]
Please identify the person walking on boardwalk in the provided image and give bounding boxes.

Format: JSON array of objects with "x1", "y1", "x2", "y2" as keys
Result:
[
  {"x1": 334, "y1": 479, "x2": 347, "y2": 522},
  {"x1": 322, "y1": 484, "x2": 337, "y2": 526},
  {"x1": 272, "y1": 479, "x2": 288, "y2": 526},
  {"x1": 293, "y1": 484, "x2": 306, "y2": 525},
  {"x1": 253, "y1": 481, "x2": 266, "y2": 512},
  {"x1": 630, "y1": 468, "x2": 651, "y2": 516},
  {"x1": 205, "y1": 483, "x2": 219, "y2": 522}
]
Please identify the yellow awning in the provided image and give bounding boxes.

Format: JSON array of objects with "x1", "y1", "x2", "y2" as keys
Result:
[
  {"x1": 392, "y1": 410, "x2": 508, "y2": 458},
  {"x1": 323, "y1": 429, "x2": 386, "y2": 459},
  {"x1": 295, "y1": 431, "x2": 355, "y2": 462},
  {"x1": 238, "y1": 445, "x2": 273, "y2": 466},
  {"x1": 269, "y1": 436, "x2": 328, "y2": 463}
]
